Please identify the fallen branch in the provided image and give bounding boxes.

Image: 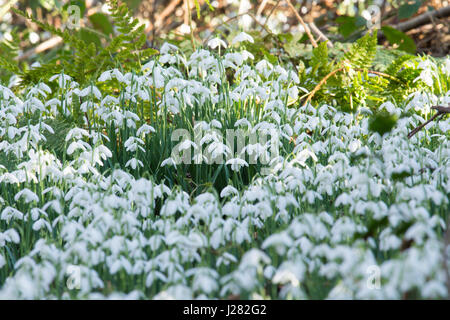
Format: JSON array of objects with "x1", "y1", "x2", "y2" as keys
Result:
[
  {"x1": 396, "y1": 5, "x2": 450, "y2": 32},
  {"x1": 378, "y1": 5, "x2": 450, "y2": 38},
  {"x1": 285, "y1": 0, "x2": 317, "y2": 48},
  {"x1": 407, "y1": 104, "x2": 450, "y2": 139}
]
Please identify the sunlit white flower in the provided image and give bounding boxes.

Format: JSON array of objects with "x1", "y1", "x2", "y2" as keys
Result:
[
  {"x1": 226, "y1": 158, "x2": 248, "y2": 171},
  {"x1": 207, "y1": 38, "x2": 227, "y2": 50},
  {"x1": 161, "y1": 157, "x2": 176, "y2": 167},
  {"x1": 14, "y1": 189, "x2": 39, "y2": 203},
  {"x1": 232, "y1": 32, "x2": 254, "y2": 45}
]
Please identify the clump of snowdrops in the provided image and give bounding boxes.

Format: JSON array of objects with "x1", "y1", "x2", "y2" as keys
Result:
[{"x1": 0, "y1": 33, "x2": 449, "y2": 299}]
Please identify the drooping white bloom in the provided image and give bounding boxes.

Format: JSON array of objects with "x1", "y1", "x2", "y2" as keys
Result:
[
  {"x1": 232, "y1": 32, "x2": 254, "y2": 45},
  {"x1": 161, "y1": 157, "x2": 176, "y2": 167},
  {"x1": 226, "y1": 158, "x2": 248, "y2": 172},
  {"x1": 207, "y1": 38, "x2": 227, "y2": 50},
  {"x1": 125, "y1": 158, "x2": 144, "y2": 170},
  {"x1": 14, "y1": 189, "x2": 39, "y2": 203},
  {"x1": 220, "y1": 185, "x2": 238, "y2": 198}
]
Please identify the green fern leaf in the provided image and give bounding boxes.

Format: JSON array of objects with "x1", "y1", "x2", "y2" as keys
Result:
[{"x1": 343, "y1": 31, "x2": 377, "y2": 69}]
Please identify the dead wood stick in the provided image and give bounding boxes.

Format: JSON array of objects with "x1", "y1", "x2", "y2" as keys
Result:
[
  {"x1": 154, "y1": 0, "x2": 183, "y2": 29},
  {"x1": 285, "y1": 0, "x2": 317, "y2": 48},
  {"x1": 377, "y1": 5, "x2": 450, "y2": 39},
  {"x1": 395, "y1": 5, "x2": 450, "y2": 32},
  {"x1": 309, "y1": 22, "x2": 333, "y2": 48},
  {"x1": 407, "y1": 104, "x2": 450, "y2": 139}
]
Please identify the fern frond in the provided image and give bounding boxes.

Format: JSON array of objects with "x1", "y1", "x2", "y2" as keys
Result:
[
  {"x1": 19, "y1": 62, "x2": 63, "y2": 88},
  {"x1": 385, "y1": 54, "x2": 416, "y2": 75},
  {"x1": 342, "y1": 31, "x2": 377, "y2": 69},
  {"x1": 12, "y1": 1, "x2": 158, "y2": 87},
  {"x1": 311, "y1": 41, "x2": 331, "y2": 77},
  {"x1": 0, "y1": 30, "x2": 21, "y2": 81}
]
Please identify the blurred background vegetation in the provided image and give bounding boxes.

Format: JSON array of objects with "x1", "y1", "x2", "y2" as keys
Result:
[{"x1": 0, "y1": 0, "x2": 449, "y2": 81}]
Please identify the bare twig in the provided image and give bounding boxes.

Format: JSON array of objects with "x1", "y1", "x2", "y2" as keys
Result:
[
  {"x1": 154, "y1": 0, "x2": 182, "y2": 30},
  {"x1": 0, "y1": 0, "x2": 18, "y2": 20},
  {"x1": 355, "y1": 68, "x2": 403, "y2": 83},
  {"x1": 260, "y1": 0, "x2": 281, "y2": 31},
  {"x1": 185, "y1": 0, "x2": 196, "y2": 51},
  {"x1": 303, "y1": 66, "x2": 344, "y2": 106},
  {"x1": 285, "y1": 0, "x2": 317, "y2": 48},
  {"x1": 256, "y1": 0, "x2": 269, "y2": 17},
  {"x1": 309, "y1": 22, "x2": 333, "y2": 48},
  {"x1": 407, "y1": 104, "x2": 450, "y2": 139},
  {"x1": 17, "y1": 36, "x2": 62, "y2": 61}
]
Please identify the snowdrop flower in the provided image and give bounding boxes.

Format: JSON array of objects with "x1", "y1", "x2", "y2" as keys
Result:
[
  {"x1": 241, "y1": 50, "x2": 254, "y2": 61},
  {"x1": 220, "y1": 185, "x2": 238, "y2": 198},
  {"x1": 161, "y1": 157, "x2": 176, "y2": 167},
  {"x1": 207, "y1": 38, "x2": 227, "y2": 50},
  {"x1": 232, "y1": 32, "x2": 254, "y2": 45},
  {"x1": 67, "y1": 140, "x2": 88, "y2": 155},
  {"x1": 255, "y1": 60, "x2": 273, "y2": 78},
  {"x1": 138, "y1": 123, "x2": 155, "y2": 135},
  {"x1": 79, "y1": 85, "x2": 102, "y2": 100},
  {"x1": 49, "y1": 74, "x2": 72, "y2": 88},
  {"x1": 1, "y1": 207, "x2": 24, "y2": 222},
  {"x1": 0, "y1": 229, "x2": 20, "y2": 246},
  {"x1": 262, "y1": 232, "x2": 293, "y2": 255},
  {"x1": 97, "y1": 71, "x2": 112, "y2": 82},
  {"x1": 443, "y1": 58, "x2": 450, "y2": 76},
  {"x1": 65, "y1": 128, "x2": 90, "y2": 142},
  {"x1": 160, "y1": 42, "x2": 179, "y2": 54},
  {"x1": 272, "y1": 261, "x2": 305, "y2": 287},
  {"x1": 32, "y1": 219, "x2": 52, "y2": 232},
  {"x1": 125, "y1": 158, "x2": 144, "y2": 170},
  {"x1": 226, "y1": 158, "x2": 248, "y2": 172},
  {"x1": 414, "y1": 59, "x2": 436, "y2": 87},
  {"x1": 124, "y1": 137, "x2": 145, "y2": 153},
  {"x1": 348, "y1": 139, "x2": 362, "y2": 153},
  {"x1": 14, "y1": 189, "x2": 39, "y2": 203},
  {"x1": 240, "y1": 249, "x2": 271, "y2": 268}
]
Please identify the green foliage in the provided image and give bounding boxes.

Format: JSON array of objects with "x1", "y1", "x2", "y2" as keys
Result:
[
  {"x1": 398, "y1": 0, "x2": 422, "y2": 19},
  {"x1": 336, "y1": 15, "x2": 367, "y2": 38},
  {"x1": 381, "y1": 26, "x2": 416, "y2": 54},
  {"x1": 0, "y1": 31, "x2": 21, "y2": 83},
  {"x1": 62, "y1": 0, "x2": 86, "y2": 16},
  {"x1": 380, "y1": 54, "x2": 428, "y2": 104},
  {"x1": 297, "y1": 30, "x2": 437, "y2": 116},
  {"x1": 342, "y1": 31, "x2": 378, "y2": 69},
  {"x1": 369, "y1": 113, "x2": 398, "y2": 135},
  {"x1": 193, "y1": 0, "x2": 214, "y2": 18},
  {"x1": 89, "y1": 12, "x2": 114, "y2": 36},
  {"x1": 300, "y1": 33, "x2": 379, "y2": 108},
  {"x1": 10, "y1": 0, "x2": 158, "y2": 88},
  {"x1": 311, "y1": 41, "x2": 331, "y2": 77}
]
